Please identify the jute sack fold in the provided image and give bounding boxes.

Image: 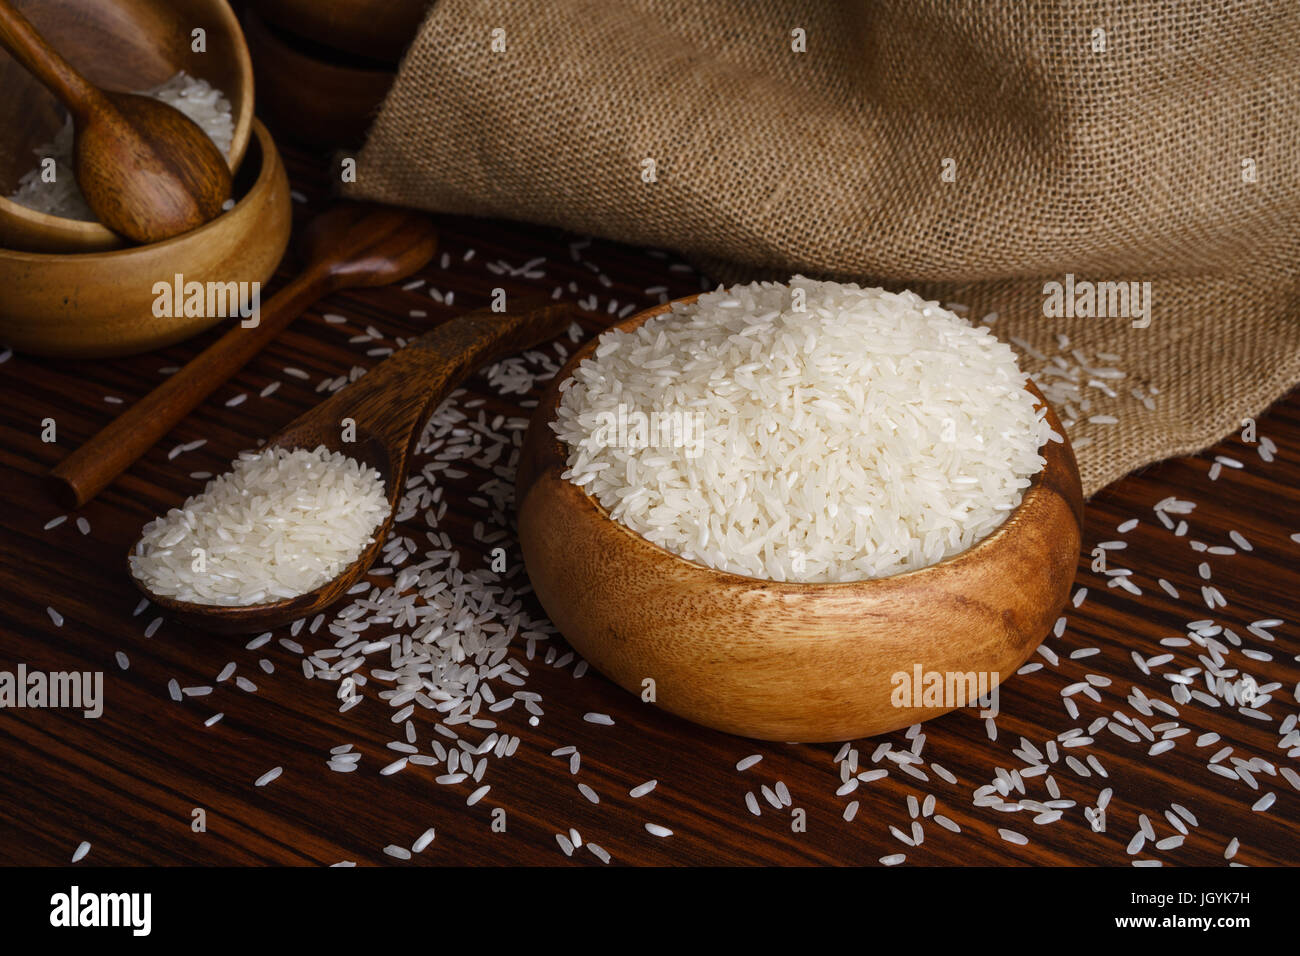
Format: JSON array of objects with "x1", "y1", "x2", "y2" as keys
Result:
[{"x1": 343, "y1": 0, "x2": 1300, "y2": 496}]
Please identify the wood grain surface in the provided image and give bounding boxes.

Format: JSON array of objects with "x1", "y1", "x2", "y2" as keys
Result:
[{"x1": 1, "y1": 145, "x2": 1297, "y2": 866}]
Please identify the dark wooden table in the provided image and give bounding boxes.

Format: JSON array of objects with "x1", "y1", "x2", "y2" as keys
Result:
[{"x1": 2, "y1": 145, "x2": 1297, "y2": 867}]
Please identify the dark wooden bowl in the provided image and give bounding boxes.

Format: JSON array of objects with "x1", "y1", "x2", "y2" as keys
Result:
[
  {"x1": 517, "y1": 298, "x2": 1085, "y2": 742},
  {"x1": 250, "y1": 0, "x2": 431, "y2": 62},
  {"x1": 243, "y1": 7, "x2": 395, "y2": 149},
  {"x1": 0, "y1": 0, "x2": 254, "y2": 253}
]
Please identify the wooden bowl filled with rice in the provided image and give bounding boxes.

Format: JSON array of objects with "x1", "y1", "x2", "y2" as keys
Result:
[
  {"x1": 517, "y1": 279, "x2": 1083, "y2": 742},
  {"x1": 0, "y1": 0, "x2": 254, "y2": 253},
  {"x1": 0, "y1": 120, "x2": 290, "y2": 358}
]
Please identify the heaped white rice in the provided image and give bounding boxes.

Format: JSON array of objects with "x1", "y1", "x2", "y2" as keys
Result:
[
  {"x1": 130, "y1": 446, "x2": 388, "y2": 605},
  {"x1": 9, "y1": 71, "x2": 234, "y2": 220},
  {"x1": 553, "y1": 278, "x2": 1052, "y2": 582}
]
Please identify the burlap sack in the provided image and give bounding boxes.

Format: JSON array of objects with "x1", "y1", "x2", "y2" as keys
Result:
[{"x1": 343, "y1": 0, "x2": 1300, "y2": 497}]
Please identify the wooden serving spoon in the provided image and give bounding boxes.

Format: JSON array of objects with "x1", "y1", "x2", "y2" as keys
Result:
[
  {"x1": 0, "y1": 0, "x2": 232, "y2": 242},
  {"x1": 49, "y1": 203, "x2": 440, "y2": 508},
  {"x1": 131, "y1": 300, "x2": 577, "y2": 634}
]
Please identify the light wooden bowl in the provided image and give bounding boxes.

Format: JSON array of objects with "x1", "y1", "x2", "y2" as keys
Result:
[
  {"x1": 0, "y1": 0, "x2": 254, "y2": 253},
  {"x1": 251, "y1": 0, "x2": 432, "y2": 62},
  {"x1": 243, "y1": 8, "x2": 395, "y2": 149},
  {"x1": 517, "y1": 299, "x2": 1085, "y2": 742},
  {"x1": 0, "y1": 120, "x2": 290, "y2": 359}
]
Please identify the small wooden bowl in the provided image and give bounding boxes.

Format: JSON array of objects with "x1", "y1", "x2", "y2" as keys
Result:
[
  {"x1": 517, "y1": 299, "x2": 1085, "y2": 742},
  {"x1": 0, "y1": 120, "x2": 290, "y2": 359},
  {"x1": 251, "y1": 0, "x2": 432, "y2": 62},
  {"x1": 0, "y1": 0, "x2": 254, "y2": 254},
  {"x1": 243, "y1": 8, "x2": 396, "y2": 149}
]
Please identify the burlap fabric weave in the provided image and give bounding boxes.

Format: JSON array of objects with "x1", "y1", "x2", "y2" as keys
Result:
[{"x1": 344, "y1": 0, "x2": 1300, "y2": 497}]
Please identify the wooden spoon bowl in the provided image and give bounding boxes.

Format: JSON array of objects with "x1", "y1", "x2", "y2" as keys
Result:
[
  {"x1": 0, "y1": 0, "x2": 253, "y2": 252},
  {"x1": 135, "y1": 429, "x2": 402, "y2": 636},
  {"x1": 133, "y1": 301, "x2": 577, "y2": 634},
  {"x1": 516, "y1": 297, "x2": 1085, "y2": 742}
]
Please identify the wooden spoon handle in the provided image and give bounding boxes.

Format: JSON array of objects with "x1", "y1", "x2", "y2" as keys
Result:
[
  {"x1": 48, "y1": 205, "x2": 438, "y2": 508},
  {"x1": 0, "y1": 0, "x2": 106, "y2": 118},
  {"x1": 48, "y1": 271, "x2": 327, "y2": 508},
  {"x1": 270, "y1": 301, "x2": 577, "y2": 457}
]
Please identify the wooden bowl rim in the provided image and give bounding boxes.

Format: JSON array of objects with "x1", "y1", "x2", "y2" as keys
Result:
[
  {"x1": 0, "y1": 119, "x2": 278, "y2": 265},
  {"x1": 250, "y1": 0, "x2": 433, "y2": 62},
  {"x1": 0, "y1": 0, "x2": 255, "y2": 248},
  {"x1": 527, "y1": 293, "x2": 1083, "y2": 594},
  {"x1": 244, "y1": 5, "x2": 401, "y2": 80}
]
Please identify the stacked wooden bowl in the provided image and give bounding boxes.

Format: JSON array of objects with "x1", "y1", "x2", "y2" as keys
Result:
[
  {"x1": 0, "y1": 0, "x2": 292, "y2": 357},
  {"x1": 243, "y1": 0, "x2": 433, "y2": 148}
]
